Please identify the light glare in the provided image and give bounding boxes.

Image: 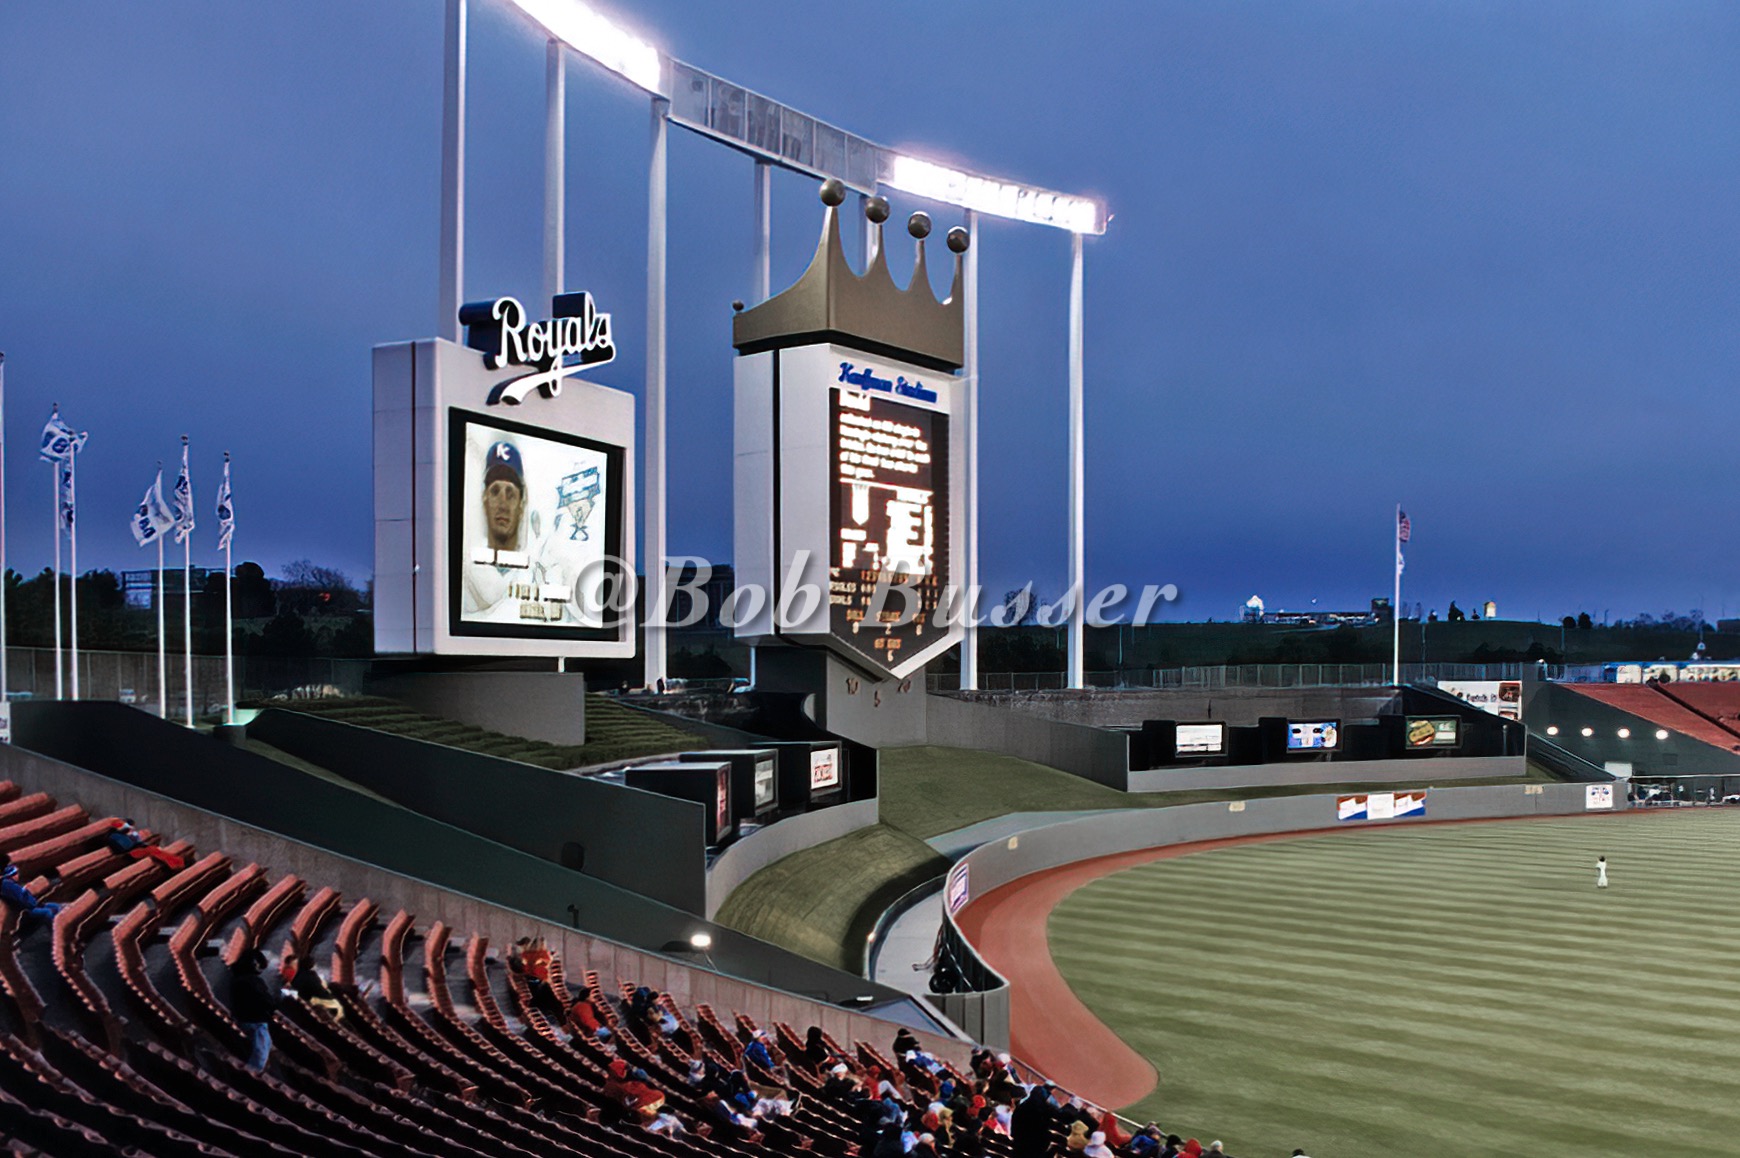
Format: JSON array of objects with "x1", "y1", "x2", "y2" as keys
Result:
[
  {"x1": 511, "y1": 0, "x2": 663, "y2": 94},
  {"x1": 887, "y1": 155, "x2": 1101, "y2": 234}
]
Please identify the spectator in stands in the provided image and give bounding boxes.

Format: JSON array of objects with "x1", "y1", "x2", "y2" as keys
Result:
[
  {"x1": 0, "y1": 856, "x2": 60, "y2": 933},
  {"x1": 893, "y1": 1027, "x2": 921, "y2": 1056},
  {"x1": 105, "y1": 819, "x2": 185, "y2": 870},
  {"x1": 1012, "y1": 1084, "x2": 1062, "y2": 1158},
  {"x1": 229, "y1": 948, "x2": 277, "y2": 1071},
  {"x1": 281, "y1": 951, "x2": 344, "y2": 1021},
  {"x1": 702, "y1": 1091, "x2": 762, "y2": 1145},
  {"x1": 1082, "y1": 1132, "x2": 1114, "y2": 1158},
  {"x1": 1205, "y1": 1142, "x2": 1228, "y2": 1156},
  {"x1": 1128, "y1": 1125, "x2": 1163, "y2": 1156},
  {"x1": 911, "y1": 1132, "x2": 940, "y2": 1158},
  {"x1": 1087, "y1": 1105, "x2": 1129, "y2": 1149},
  {"x1": 823, "y1": 1062, "x2": 860, "y2": 1101},
  {"x1": 565, "y1": 992, "x2": 603, "y2": 1038},
  {"x1": 952, "y1": 1106, "x2": 987, "y2": 1157},
  {"x1": 644, "y1": 1109, "x2": 686, "y2": 1138},
  {"x1": 602, "y1": 1058, "x2": 666, "y2": 1122},
  {"x1": 1065, "y1": 1119, "x2": 1091, "y2": 1151},
  {"x1": 804, "y1": 1025, "x2": 831, "y2": 1067}
]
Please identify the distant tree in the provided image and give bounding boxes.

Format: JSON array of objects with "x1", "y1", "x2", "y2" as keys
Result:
[
  {"x1": 277, "y1": 559, "x2": 360, "y2": 616},
  {"x1": 1562, "y1": 615, "x2": 1578, "y2": 630},
  {"x1": 1428, "y1": 610, "x2": 1439, "y2": 623},
  {"x1": 1447, "y1": 602, "x2": 1465, "y2": 623},
  {"x1": 232, "y1": 562, "x2": 276, "y2": 618},
  {"x1": 1577, "y1": 612, "x2": 1593, "y2": 630}
]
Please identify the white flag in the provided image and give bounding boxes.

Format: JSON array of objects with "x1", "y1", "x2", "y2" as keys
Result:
[
  {"x1": 216, "y1": 454, "x2": 234, "y2": 551},
  {"x1": 130, "y1": 471, "x2": 176, "y2": 547},
  {"x1": 172, "y1": 439, "x2": 195, "y2": 543},
  {"x1": 39, "y1": 406, "x2": 86, "y2": 463}
]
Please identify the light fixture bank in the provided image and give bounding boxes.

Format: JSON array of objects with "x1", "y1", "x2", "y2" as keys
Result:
[{"x1": 504, "y1": 0, "x2": 1106, "y2": 235}]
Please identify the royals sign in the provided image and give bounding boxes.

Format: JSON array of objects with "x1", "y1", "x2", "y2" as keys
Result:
[{"x1": 458, "y1": 292, "x2": 617, "y2": 406}]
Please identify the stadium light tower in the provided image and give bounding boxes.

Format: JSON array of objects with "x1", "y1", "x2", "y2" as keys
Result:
[{"x1": 452, "y1": 0, "x2": 1106, "y2": 690}]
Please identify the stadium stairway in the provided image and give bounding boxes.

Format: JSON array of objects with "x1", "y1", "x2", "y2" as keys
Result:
[{"x1": 0, "y1": 776, "x2": 1100, "y2": 1158}]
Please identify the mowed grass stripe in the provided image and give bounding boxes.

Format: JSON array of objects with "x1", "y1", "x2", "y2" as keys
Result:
[{"x1": 1047, "y1": 811, "x2": 1740, "y2": 1158}]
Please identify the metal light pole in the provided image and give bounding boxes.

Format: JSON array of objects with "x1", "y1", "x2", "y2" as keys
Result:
[
  {"x1": 1066, "y1": 232, "x2": 1085, "y2": 690},
  {"x1": 961, "y1": 210, "x2": 980, "y2": 690},
  {"x1": 753, "y1": 161, "x2": 772, "y2": 302},
  {"x1": 543, "y1": 37, "x2": 565, "y2": 307},
  {"x1": 643, "y1": 96, "x2": 670, "y2": 691},
  {"x1": 437, "y1": 0, "x2": 467, "y2": 342}
]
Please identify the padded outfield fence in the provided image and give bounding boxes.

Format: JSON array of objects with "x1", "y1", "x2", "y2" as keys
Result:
[{"x1": 928, "y1": 661, "x2": 1560, "y2": 692}]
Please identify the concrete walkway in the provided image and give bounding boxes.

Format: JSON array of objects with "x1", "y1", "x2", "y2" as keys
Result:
[{"x1": 870, "y1": 809, "x2": 1127, "y2": 995}]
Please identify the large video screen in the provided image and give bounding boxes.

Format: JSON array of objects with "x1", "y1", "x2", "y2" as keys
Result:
[
  {"x1": 448, "y1": 409, "x2": 625, "y2": 641},
  {"x1": 828, "y1": 389, "x2": 949, "y2": 675},
  {"x1": 1287, "y1": 720, "x2": 1340, "y2": 750},
  {"x1": 1175, "y1": 722, "x2": 1226, "y2": 757}
]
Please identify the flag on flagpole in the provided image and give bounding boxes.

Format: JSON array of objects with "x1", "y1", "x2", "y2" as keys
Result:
[
  {"x1": 130, "y1": 471, "x2": 176, "y2": 547},
  {"x1": 38, "y1": 406, "x2": 86, "y2": 463},
  {"x1": 216, "y1": 454, "x2": 234, "y2": 551},
  {"x1": 1397, "y1": 508, "x2": 1411, "y2": 544},
  {"x1": 172, "y1": 440, "x2": 195, "y2": 543}
]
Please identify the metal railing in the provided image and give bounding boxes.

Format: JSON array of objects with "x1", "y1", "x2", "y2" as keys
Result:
[
  {"x1": 928, "y1": 662, "x2": 1559, "y2": 694},
  {"x1": 0, "y1": 648, "x2": 370, "y2": 717}
]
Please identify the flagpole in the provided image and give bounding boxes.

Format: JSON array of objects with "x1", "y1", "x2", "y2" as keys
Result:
[
  {"x1": 156, "y1": 534, "x2": 166, "y2": 718},
  {"x1": 223, "y1": 452, "x2": 234, "y2": 725},
  {"x1": 50, "y1": 413, "x2": 61, "y2": 701},
  {"x1": 68, "y1": 449, "x2": 79, "y2": 700},
  {"x1": 1393, "y1": 503, "x2": 1403, "y2": 687},
  {"x1": 181, "y1": 436, "x2": 193, "y2": 728}
]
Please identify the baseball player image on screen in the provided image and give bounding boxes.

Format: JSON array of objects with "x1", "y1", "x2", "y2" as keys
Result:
[{"x1": 460, "y1": 427, "x2": 610, "y2": 627}]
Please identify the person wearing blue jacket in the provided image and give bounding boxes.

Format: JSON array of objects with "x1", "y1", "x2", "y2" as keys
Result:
[{"x1": 0, "y1": 856, "x2": 60, "y2": 933}]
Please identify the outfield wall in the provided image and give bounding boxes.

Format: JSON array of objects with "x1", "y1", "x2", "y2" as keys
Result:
[
  {"x1": 1128, "y1": 755, "x2": 1527, "y2": 793},
  {"x1": 935, "y1": 780, "x2": 1623, "y2": 1049}
]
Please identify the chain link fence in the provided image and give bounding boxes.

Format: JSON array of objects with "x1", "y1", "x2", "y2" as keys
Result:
[
  {"x1": 927, "y1": 662, "x2": 1558, "y2": 694},
  {"x1": 0, "y1": 648, "x2": 370, "y2": 718}
]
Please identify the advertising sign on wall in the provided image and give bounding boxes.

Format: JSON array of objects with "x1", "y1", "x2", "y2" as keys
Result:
[
  {"x1": 809, "y1": 748, "x2": 841, "y2": 792},
  {"x1": 1437, "y1": 680, "x2": 1522, "y2": 720},
  {"x1": 945, "y1": 861, "x2": 970, "y2": 915},
  {"x1": 1338, "y1": 791, "x2": 1427, "y2": 822},
  {"x1": 1586, "y1": 784, "x2": 1614, "y2": 810}
]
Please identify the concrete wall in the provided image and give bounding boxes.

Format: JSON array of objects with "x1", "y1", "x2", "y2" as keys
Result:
[
  {"x1": 755, "y1": 649, "x2": 929, "y2": 749},
  {"x1": 0, "y1": 736, "x2": 968, "y2": 1057},
  {"x1": 249, "y1": 708, "x2": 708, "y2": 915},
  {"x1": 367, "y1": 671, "x2": 587, "y2": 747},
  {"x1": 938, "y1": 780, "x2": 1623, "y2": 1048},
  {"x1": 924, "y1": 694, "x2": 1131, "y2": 788},
  {"x1": 705, "y1": 797, "x2": 880, "y2": 919},
  {"x1": 1128, "y1": 754, "x2": 1527, "y2": 794},
  {"x1": 948, "y1": 686, "x2": 1399, "y2": 729}
]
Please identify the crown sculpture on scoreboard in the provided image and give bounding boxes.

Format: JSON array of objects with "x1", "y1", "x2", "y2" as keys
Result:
[{"x1": 732, "y1": 178, "x2": 969, "y2": 372}]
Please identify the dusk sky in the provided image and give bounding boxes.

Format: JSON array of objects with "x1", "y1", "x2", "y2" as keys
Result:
[{"x1": 2, "y1": 2, "x2": 1736, "y2": 625}]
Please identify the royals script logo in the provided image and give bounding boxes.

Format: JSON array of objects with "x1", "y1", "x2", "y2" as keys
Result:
[{"x1": 459, "y1": 293, "x2": 617, "y2": 406}]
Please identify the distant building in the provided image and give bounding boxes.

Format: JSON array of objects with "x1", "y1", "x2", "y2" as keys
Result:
[
  {"x1": 1249, "y1": 597, "x2": 1390, "y2": 627},
  {"x1": 122, "y1": 567, "x2": 217, "y2": 611},
  {"x1": 665, "y1": 563, "x2": 735, "y2": 631}
]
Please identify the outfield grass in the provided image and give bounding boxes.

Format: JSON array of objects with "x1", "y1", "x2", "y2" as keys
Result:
[
  {"x1": 712, "y1": 823, "x2": 947, "y2": 973},
  {"x1": 1049, "y1": 811, "x2": 1740, "y2": 1158},
  {"x1": 254, "y1": 694, "x2": 704, "y2": 769}
]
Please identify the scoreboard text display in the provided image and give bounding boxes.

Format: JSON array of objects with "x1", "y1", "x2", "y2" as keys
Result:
[
  {"x1": 829, "y1": 389, "x2": 949, "y2": 673},
  {"x1": 734, "y1": 342, "x2": 964, "y2": 679}
]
